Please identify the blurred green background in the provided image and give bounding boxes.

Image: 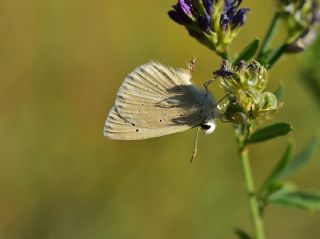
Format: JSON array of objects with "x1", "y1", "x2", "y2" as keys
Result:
[{"x1": 0, "y1": 1, "x2": 319, "y2": 238}]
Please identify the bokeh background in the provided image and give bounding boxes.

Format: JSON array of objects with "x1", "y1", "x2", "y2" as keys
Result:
[{"x1": 1, "y1": 1, "x2": 319, "y2": 238}]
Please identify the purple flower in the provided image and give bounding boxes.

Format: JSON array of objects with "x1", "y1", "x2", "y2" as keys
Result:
[
  {"x1": 168, "y1": 0, "x2": 250, "y2": 53},
  {"x1": 169, "y1": 0, "x2": 215, "y2": 34},
  {"x1": 198, "y1": 14, "x2": 213, "y2": 34},
  {"x1": 168, "y1": 3, "x2": 193, "y2": 25},
  {"x1": 169, "y1": 0, "x2": 249, "y2": 32},
  {"x1": 221, "y1": 0, "x2": 250, "y2": 30},
  {"x1": 203, "y1": 0, "x2": 214, "y2": 16},
  {"x1": 179, "y1": 0, "x2": 193, "y2": 15},
  {"x1": 232, "y1": 8, "x2": 250, "y2": 28},
  {"x1": 220, "y1": 12, "x2": 230, "y2": 30},
  {"x1": 225, "y1": 0, "x2": 241, "y2": 13}
]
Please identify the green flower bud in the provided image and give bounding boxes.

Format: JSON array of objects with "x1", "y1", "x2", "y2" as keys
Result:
[
  {"x1": 259, "y1": 92, "x2": 278, "y2": 111},
  {"x1": 214, "y1": 60, "x2": 280, "y2": 124}
]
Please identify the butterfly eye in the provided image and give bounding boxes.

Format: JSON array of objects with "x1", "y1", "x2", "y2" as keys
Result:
[
  {"x1": 201, "y1": 121, "x2": 216, "y2": 135},
  {"x1": 201, "y1": 123, "x2": 211, "y2": 130}
]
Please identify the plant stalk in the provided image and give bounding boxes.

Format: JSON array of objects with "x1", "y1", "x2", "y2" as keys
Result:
[
  {"x1": 240, "y1": 147, "x2": 266, "y2": 239},
  {"x1": 217, "y1": 48, "x2": 230, "y2": 61},
  {"x1": 258, "y1": 12, "x2": 281, "y2": 59},
  {"x1": 266, "y1": 43, "x2": 288, "y2": 68}
]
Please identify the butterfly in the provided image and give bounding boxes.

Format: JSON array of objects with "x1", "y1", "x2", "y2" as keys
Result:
[{"x1": 103, "y1": 60, "x2": 219, "y2": 142}]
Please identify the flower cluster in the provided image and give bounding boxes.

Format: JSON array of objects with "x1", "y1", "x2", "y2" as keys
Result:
[
  {"x1": 215, "y1": 60, "x2": 279, "y2": 124},
  {"x1": 168, "y1": 0, "x2": 249, "y2": 55},
  {"x1": 278, "y1": 0, "x2": 320, "y2": 52}
]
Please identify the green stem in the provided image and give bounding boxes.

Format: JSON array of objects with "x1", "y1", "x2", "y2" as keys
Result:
[
  {"x1": 217, "y1": 48, "x2": 230, "y2": 61},
  {"x1": 240, "y1": 147, "x2": 266, "y2": 239},
  {"x1": 258, "y1": 12, "x2": 281, "y2": 59},
  {"x1": 267, "y1": 43, "x2": 288, "y2": 68}
]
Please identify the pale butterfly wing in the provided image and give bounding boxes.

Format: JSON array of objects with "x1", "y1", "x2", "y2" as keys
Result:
[{"x1": 104, "y1": 61, "x2": 214, "y2": 140}]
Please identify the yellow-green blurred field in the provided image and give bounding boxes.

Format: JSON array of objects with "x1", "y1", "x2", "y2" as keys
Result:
[{"x1": 0, "y1": 1, "x2": 319, "y2": 238}]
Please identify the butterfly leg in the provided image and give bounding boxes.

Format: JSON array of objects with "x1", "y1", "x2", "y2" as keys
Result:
[
  {"x1": 219, "y1": 115, "x2": 232, "y2": 123},
  {"x1": 210, "y1": 93, "x2": 233, "y2": 112},
  {"x1": 203, "y1": 79, "x2": 215, "y2": 95}
]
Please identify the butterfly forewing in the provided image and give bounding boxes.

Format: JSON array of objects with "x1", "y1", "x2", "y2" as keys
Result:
[{"x1": 104, "y1": 61, "x2": 210, "y2": 140}]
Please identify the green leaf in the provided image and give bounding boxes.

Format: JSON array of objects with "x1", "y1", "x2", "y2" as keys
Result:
[
  {"x1": 274, "y1": 83, "x2": 284, "y2": 102},
  {"x1": 260, "y1": 142, "x2": 294, "y2": 194},
  {"x1": 279, "y1": 138, "x2": 320, "y2": 179},
  {"x1": 269, "y1": 190, "x2": 320, "y2": 211},
  {"x1": 260, "y1": 183, "x2": 296, "y2": 210},
  {"x1": 247, "y1": 123, "x2": 293, "y2": 144},
  {"x1": 234, "y1": 39, "x2": 260, "y2": 65},
  {"x1": 234, "y1": 228, "x2": 253, "y2": 239}
]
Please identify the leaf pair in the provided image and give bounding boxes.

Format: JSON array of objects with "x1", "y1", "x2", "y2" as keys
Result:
[
  {"x1": 260, "y1": 138, "x2": 320, "y2": 211},
  {"x1": 234, "y1": 37, "x2": 287, "y2": 68}
]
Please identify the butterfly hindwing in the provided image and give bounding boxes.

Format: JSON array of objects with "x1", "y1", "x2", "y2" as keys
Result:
[{"x1": 104, "y1": 61, "x2": 209, "y2": 140}]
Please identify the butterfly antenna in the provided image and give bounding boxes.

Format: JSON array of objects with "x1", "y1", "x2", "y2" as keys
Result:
[
  {"x1": 203, "y1": 75, "x2": 218, "y2": 94},
  {"x1": 214, "y1": 93, "x2": 232, "y2": 108},
  {"x1": 190, "y1": 127, "x2": 201, "y2": 163},
  {"x1": 209, "y1": 93, "x2": 234, "y2": 115}
]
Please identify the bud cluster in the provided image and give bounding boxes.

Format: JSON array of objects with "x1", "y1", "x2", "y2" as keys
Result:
[
  {"x1": 215, "y1": 60, "x2": 279, "y2": 124},
  {"x1": 279, "y1": 0, "x2": 320, "y2": 52}
]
